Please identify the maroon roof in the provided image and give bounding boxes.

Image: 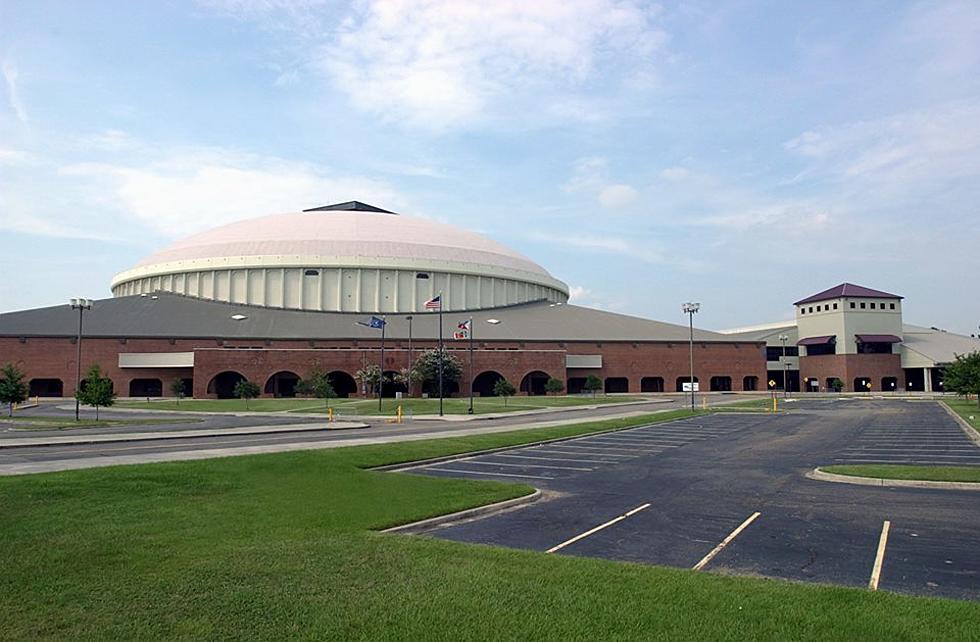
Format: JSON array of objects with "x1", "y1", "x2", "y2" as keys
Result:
[
  {"x1": 797, "y1": 335, "x2": 836, "y2": 346},
  {"x1": 855, "y1": 334, "x2": 902, "y2": 343},
  {"x1": 794, "y1": 283, "x2": 903, "y2": 306}
]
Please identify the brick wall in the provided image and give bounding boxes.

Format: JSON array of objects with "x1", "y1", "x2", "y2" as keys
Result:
[{"x1": 800, "y1": 353, "x2": 904, "y2": 392}]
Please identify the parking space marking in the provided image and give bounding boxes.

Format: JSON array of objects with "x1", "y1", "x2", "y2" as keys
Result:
[
  {"x1": 495, "y1": 454, "x2": 610, "y2": 465},
  {"x1": 425, "y1": 467, "x2": 551, "y2": 480},
  {"x1": 869, "y1": 520, "x2": 891, "y2": 591},
  {"x1": 458, "y1": 460, "x2": 593, "y2": 471},
  {"x1": 529, "y1": 448, "x2": 634, "y2": 458},
  {"x1": 536, "y1": 444, "x2": 643, "y2": 453},
  {"x1": 692, "y1": 511, "x2": 762, "y2": 571},
  {"x1": 546, "y1": 503, "x2": 651, "y2": 554}
]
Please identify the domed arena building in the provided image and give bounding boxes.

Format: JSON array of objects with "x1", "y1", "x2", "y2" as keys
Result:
[{"x1": 0, "y1": 202, "x2": 769, "y2": 400}]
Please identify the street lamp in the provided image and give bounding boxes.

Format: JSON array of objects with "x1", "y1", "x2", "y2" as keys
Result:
[
  {"x1": 682, "y1": 302, "x2": 700, "y2": 411},
  {"x1": 778, "y1": 333, "x2": 789, "y2": 398},
  {"x1": 70, "y1": 298, "x2": 93, "y2": 421},
  {"x1": 405, "y1": 315, "x2": 413, "y2": 396}
]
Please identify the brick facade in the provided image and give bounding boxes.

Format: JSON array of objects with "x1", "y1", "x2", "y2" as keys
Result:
[
  {"x1": 0, "y1": 336, "x2": 767, "y2": 398},
  {"x1": 799, "y1": 353, "x2": 904, "y2": 392}
]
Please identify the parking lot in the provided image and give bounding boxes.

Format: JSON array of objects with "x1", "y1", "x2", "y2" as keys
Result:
[{"x1": 404, "y1": 400, "x2": 980, "y2": 600}]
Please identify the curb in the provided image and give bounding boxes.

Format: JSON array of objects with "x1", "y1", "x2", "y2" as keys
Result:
[
  {"x1": 939, "y1": 401, "x2": 980, "y2": 448},
  {"x1": 806, "y1": 467, "x2": 980, "y2": 492},
  {"x1": 381, "y1": 488, "x2": 544, "y2": 534}
]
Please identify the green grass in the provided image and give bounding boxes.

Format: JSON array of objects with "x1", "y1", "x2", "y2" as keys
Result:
[
  {"x1": 823, "y1": 464, "x2": 980, "y2": 483},
  {"x1": 707, "y1": 397, "x2": 780, "y2": 412},
  {"x1": 943, "y1": 398, "x2": 980, "y2": 434},
  {"x1": 0, "y1": 415, "x2": 201, "y2": 430},
  {"x1": 115, "y1": 394, "x2": 649, "y2": 415},
  {"x1": 2, "y1": 410, "x2": 977, "y2": 640}
]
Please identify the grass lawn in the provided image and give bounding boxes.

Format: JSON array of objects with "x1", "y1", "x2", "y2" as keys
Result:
[
  {"x1": 0, "y1": 415, "x2": 201, "y2": 430},
  {"x1": 2, "y1": 410, "x2": 977, "y2": 640},
  {"x1": 943, "y1": 398, "x2": 980, "y2": 434},
  {"x1": 707, "y1": 397, "x2": 780, "y2": 412},
  {"x1": 115, "y1": 394, "x2": 649, "y2": 415},
  {"x1": 823, "y1": 464, "x2": 980, "y2": 483}
]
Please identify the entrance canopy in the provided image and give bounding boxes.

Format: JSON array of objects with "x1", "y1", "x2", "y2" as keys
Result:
[{"x1": 797, "y1": 335, "x2": 835, "y2": 346}]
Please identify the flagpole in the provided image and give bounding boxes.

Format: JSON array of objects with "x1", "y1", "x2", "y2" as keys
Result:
[
  {"x1": 468, "y1": 315, "x2": 474, "y2": 415},
  {"x1": 378, "y1": 315, "x2": 386, "y2": 412},
  {"x1": 438, "y1": 292, "x2": 444, "y2": 417}
]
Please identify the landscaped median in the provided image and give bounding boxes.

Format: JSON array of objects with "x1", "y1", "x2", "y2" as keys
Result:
[
  {"x1": 811, "y1": 465, "x2": 980, "y2": 491},
  {"x1": 2, "y1": 410, "x2": 978, "y2": 640}
]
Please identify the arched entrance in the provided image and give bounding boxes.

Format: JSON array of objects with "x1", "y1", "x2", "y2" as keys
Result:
[
  {"x1": 710, "y1": 376, "x2": 732, "y2": 392},
  {"x1": 676, "y1": 376, "x2": 699, "y2": 392},
  {"x1": 520, "y1": 371, "x2": 551, "y2": 396},
  {"x1": 854, "y1": 377, "x2": 872, "y2": 392},
  {"x1": 472, "y1": 371, "x2": 504, "y2": 397},
  {"x1": 640, "y1": 377, "x2": 664, "y2": 392},
  {"x1": 264, "y1": 371, "x2": 301, "y2": 398},
  {"x1": 881, "y1": 376, "x2": 898, "y2": 392},
  {"x1": 29, "y1": 378, "x2": 63, "y2": 397},
  {"x1": 604, "y1": 377, "x2": 629, "y2": 393},
  {"x1": 383, "y1": 370, "x2": 407, "y2": 398},
  {"x1": 129, "y1": 378, "x2": 162, "y2": 397},
  {"x1": 743, "y1": 376, "x2": 758, "y2": 391},
  {"x1": 327, "y1": 371, "x2": 357, "y2": 398},
  {"x1": 207, "y1": 371, "x2": 246, "y2": 399},
  {"x1": 567, "y1": 377, "x2": 587, "y2": 394}
]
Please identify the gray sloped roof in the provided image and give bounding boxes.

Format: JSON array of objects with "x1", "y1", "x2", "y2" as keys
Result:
[
  {"x1": 0, "y1": 293, "x2": 750, "y2": 344},
  {"x1": 901, "y1": 324, "x2": 980, "y2": 365}
]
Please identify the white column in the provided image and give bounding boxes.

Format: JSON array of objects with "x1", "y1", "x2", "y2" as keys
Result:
[{"x1": 923, "y1": 367, "x2": 932, "y2": 392}]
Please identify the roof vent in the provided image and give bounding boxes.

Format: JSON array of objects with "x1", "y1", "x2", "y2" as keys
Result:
[{"x1": 303, "y1": 201, "x2": 396, "y2": 214}]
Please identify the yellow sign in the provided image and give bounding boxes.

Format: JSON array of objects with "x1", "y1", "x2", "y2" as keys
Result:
[{"x1": 768, "y1": 379, "x2": 776, "y2": 387}]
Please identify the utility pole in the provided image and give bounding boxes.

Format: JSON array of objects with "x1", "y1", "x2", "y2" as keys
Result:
[
  {"x1": 70, "y1": 298, "x2": 92, "y2": 421},
  {"x1": 682, "y1": 302, "x2": 700, "y2": 411},
  {"x1": 468, "y1": 316, "x2": 474, "y2": 415},
  {"x1": 779, "y1": 333, "x2": 789, "y2": 398}
]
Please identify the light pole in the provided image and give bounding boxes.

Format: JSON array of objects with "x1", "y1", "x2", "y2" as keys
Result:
[
  {"x1": 405, "y1": 315, "x2": 413, "y2": 397},
  {"x1": 378, "y1": 315, "x2": 386, "y2": 412},
  {"x1": 70, "y1": 298, "x2": 93, "y2": 421},
  {"x1": 778, "y1": 333, "x2": 789, "y2": 398},
  {"x1": 682, "y1": 302, "x2": 700, "y2": 411}
]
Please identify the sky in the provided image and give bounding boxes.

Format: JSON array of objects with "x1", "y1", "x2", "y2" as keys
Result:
[{"x1": 1, "y1": 0, "x2": 978, "y2": 334}]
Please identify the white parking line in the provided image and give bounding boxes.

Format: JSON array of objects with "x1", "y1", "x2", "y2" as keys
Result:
[
  {"x1": 427, "y1": 467, "x2": 551, "y2": 480},
  {"x1": 692, "y1": 512, "x2": 761, "y2": 571},
  {"x1": 538, "y1": 444, "x2": 643, "y2": 453},
  {"x1": 495, "y1": 454, "x2": 611, "y2": 465},
  {"x1": 869, "y1": 520, "x2": 891, "y2": 590},
  {"x1": 460, "y1": 460, "x2": 592, "y2": 471},
  {"x1": 529, "y1": 448, "x2": 634, "y2": 458},
  {"x1": 546, "y1": 503, "x2": 651, "y2": 554}
]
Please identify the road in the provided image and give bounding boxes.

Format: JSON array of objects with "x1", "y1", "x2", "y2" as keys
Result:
[{"x1": 405, "y1": 399, "x2": 980, "y2": 600}]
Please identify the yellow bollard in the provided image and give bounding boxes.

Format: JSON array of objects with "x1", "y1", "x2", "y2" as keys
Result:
[
  {"x1": 397, "y1": 405, "x2": 403, "y2": 424},
  {"x1": 772, "y1": 396, "x2": 778, "y2": 413},
  {"x1": 327, "y1": 407, "x2": 334, "y2": 422}
]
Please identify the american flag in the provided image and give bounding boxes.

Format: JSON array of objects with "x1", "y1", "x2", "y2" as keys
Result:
[{"x1": 424, "y1": 295, "x2": 441, "y2": 310}]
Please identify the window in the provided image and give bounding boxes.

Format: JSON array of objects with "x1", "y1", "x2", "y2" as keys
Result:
[
  {"x1": 833, "y1": 303, "x2": 838, "y2": 310},
  {"x1": 800, "y1": 308, "x2": 806, "y2": 315},
  {"x1": 860, "y1": 302, "x2": 866, "y2": 309},
  {"x1": 890, "y1": 303, "x2": 896, "y2": 310},
  {"x1": 304, "y1": 269, "x2": 319, "y2": 276},
  {"x1": 850, "y1": 302, "x2": 856, "y2": 309},
  {"x1": 766, "y1": 346, "x2": 799, "y2": 360},
  {"x1": 808, "y1": 306, "x2": 813, "y2": 313},
  {"x1": 869, "y1": 302, "x2": 876, "y2": 309}
]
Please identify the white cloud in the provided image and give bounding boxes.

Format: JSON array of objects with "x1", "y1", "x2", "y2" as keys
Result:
[
  {"x1": 1, "y1": 60, "x2": 28, "y2": 123},
  {"x1": 598, "y1": 184, "x2": 638, "y2": 208},
  {"x1": 564, "y1": 156, "x2": 639, "y2": 209},
  {"x1": 567, "y1": 285, "x2": 590, "y2": 303},
  {"x1": 318, "y1": 0, "x2": 667, "y2": 130},
  {"x1": 529, "y1": 231, "x2": 664, "y2": 264},
  {"x1": 659, "y1": 166, "x2": 689, "y2": 181},
  {"x1": 0, "y1": 147, "x2": 34, "y2": 165}
]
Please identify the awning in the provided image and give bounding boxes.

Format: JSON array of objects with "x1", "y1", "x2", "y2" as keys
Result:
[
  {"x1": 797, "y1": 335, "x2": 836, "y2": 346},
  {"x1": 855, "y1": 334, "x2": 902, "y2": 344}
]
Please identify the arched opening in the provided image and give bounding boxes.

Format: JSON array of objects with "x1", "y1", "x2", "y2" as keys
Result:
[
  {"x1": 854, "y1": 377, "x2": 872, "y2": 392},
  {"x1": 383, "y1": 370, "x2": 407, "y2": 398},
  {"x1": 129, "y1": 378, "x2": 162, "y2": 397},
  {"x1": 640, "y1": 377, "x2": 664, "y2": 393},
  {"x1": 79, "y1": 378, "x2": 115, "y2": 393},
  {"x1": 327, "y1": 371, "x2": 357, "y2": 398},
  {"x1": 422, "y1": 378, "x2": 460, "y2": 397},
  {"x1": 676, "y1": 376, "x2": 699, "y2": 392},
  {"x1": 178, "y1": 378, "x2": 194, "y2": 398},
  {"x1": 710, "y1": 376, "x2": 732, "y2": 392},
  {"x1": 881, "y1": 377, "x2": 898, "y2": 392},
  {"x1": 824, "y1": 377, "x2": 841, "y2": 392},
  {"x1": 207, "y1": 371, "x2": 246, "y2": 399},
  {"x1": 520, "y1": 371, "x2": 551, "y2": 396},
  {"x1": 743, "y1": 376, "x2": 759, "y2": 392},
  {"x1": 264, "y1": 371, "x2": 301, "y2": 398},
  {"x1": 567, "y1": 377, "x2": 587, "y2": 394},
  {"x1": 604, "y1": 377, "x2": 629, "y2": 393},
  {"x1": 29, "y1": 378, "x2": 63, "y2": 397},
  {"x1": 472, "y1": 371, "x2": 505, "y2": 397}
]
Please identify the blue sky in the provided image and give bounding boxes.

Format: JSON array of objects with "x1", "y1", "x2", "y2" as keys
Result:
[{"x1": 1, "y1": 0, "x2": 978, "y2": 334}]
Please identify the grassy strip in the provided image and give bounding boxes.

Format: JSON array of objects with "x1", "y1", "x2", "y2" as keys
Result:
[
  {"x1": 823, "y1": 464, "x2": 980, "y2": 483},
  {"x1": 0, "y1": 416, "x2": 201, "y2": 430},
  {"x1": 943, "y1": 398, "x2": 980, "y2": 434},
  {"x1": 1, "y1": 409, "x2": 977, "y2": 640},
  {"x1": 116, "y1": 395, "x2": 649, "y2": 415}
]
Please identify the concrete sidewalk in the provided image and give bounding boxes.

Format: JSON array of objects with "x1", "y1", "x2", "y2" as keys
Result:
[{"x1": 0, "y1": 422, "x2": 368, "y2": 448}]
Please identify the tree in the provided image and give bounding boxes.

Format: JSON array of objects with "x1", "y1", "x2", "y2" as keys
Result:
[
  {"x1": 170, "y1": 379, "x2": 186, "y2": 405},
  {"x1": 413, "y1": 348, "x2": 463, "y2": 397},
  {"x1": 0, "y1": 363, "x2": 28, "y2": 417},
  {"x1": 829, "y1": 378, "x2": 844, "y2": 393},
  {"x1": 493, "y1": 378, "x2": 517, "y2": 406},
  {"x1": 75, "y1": 365, "x2": 116, "y2": 420},
  {"x1": 583, "y1": 375, "x2": 603, "y2": 399},
  {"x1": 544, "y1": 377, "x2": 565, "y2": 395},
  {"x1": 392, "y1": 367, "x2": 423, "y2": 396},
  {"x1": 296, "y1": 367, "x2": 337, "y2": 409},
  {"x1": 355, "y1": 365, "x2": 384, "y2": 398},
  {"x1": 943, "y1": 351, "x2": 980, "y2": 408},
  {"x1": 233, "y1": 379, "x2": 260, "y2": 409}
]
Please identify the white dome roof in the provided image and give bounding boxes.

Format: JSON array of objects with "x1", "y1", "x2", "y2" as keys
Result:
[{"x1": 135, "y1": 210, "x2": 553, "y2": 278}]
